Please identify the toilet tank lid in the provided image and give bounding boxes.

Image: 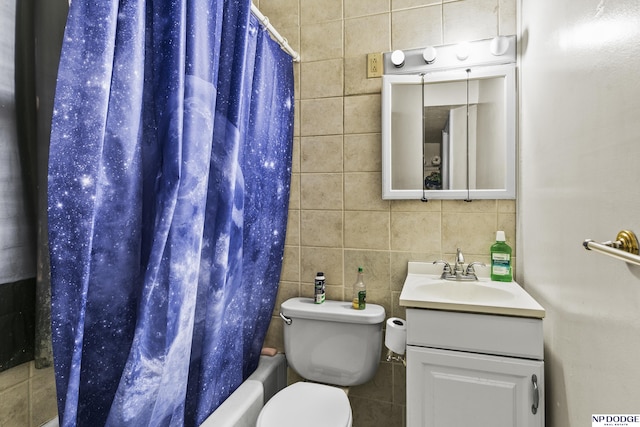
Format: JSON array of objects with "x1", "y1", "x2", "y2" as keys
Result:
[{"x1": 281, "y1": 297, "x2": 385, "y2": 324}]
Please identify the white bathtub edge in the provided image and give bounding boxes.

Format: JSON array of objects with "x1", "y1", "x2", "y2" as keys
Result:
[{"x1": 199, "y1": 380, "x2": 264, "y2": 427}]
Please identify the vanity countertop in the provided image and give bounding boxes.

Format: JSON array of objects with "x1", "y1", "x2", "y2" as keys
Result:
[{"x1": 399, "y1": 262, "x2": 545, "y2": 318}]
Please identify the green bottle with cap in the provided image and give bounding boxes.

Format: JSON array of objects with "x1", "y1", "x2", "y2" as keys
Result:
[
  {"x1": 490, "y1": 231, "x2": 512, "y2": 282},
  {"x1": 351, "y1": 267, "x2": 366, "y2": 310}
]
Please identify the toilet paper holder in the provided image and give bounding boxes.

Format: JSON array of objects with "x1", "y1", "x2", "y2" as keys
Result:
[
  {"x1": 386, "y1": 349, "x2": 406, "y2": 367},
  {"x1": 385, "y1": 317, "x2": 407, "y2": 367}
]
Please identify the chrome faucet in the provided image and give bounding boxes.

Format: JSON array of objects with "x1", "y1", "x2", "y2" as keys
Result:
[
  {"x1": 453, "y1": 248, "x2": 465, "y2": 277},
  {"x1": 433, "y1": 249, "x2": 485, "y2": 281}
]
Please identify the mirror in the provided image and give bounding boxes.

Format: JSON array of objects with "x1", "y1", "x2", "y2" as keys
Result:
[{"x1": 382, "y1": 64, "x2": 516, "y2": 200}]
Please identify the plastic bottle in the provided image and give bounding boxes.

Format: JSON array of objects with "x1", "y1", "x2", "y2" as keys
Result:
[
  {"x1": 314, "y1": 272, "x2": 325, "y2": 304},
  {"x1": 490, "y1": 231, "x2": 512, "y2": 282},
  {"x1": 351, "y1": 267, "x2": 366, "y2": 310}
]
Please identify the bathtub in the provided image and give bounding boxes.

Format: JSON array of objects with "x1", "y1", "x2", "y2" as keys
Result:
[
  {"x1": 200, "y1": 353, "x2": 287, "y2": 427},
  {"x1": 42, "y1": 354, "x2": 287, "y2": 427}
]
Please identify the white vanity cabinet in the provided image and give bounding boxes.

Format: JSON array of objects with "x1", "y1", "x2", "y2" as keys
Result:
[{"x1": 406, "y1": 308, "x2": 544, "y2": 427}]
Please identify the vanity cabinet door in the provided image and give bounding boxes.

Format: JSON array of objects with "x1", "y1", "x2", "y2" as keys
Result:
[{"x1": 407, "y1": 346, "x2": 544, "y2": 427}]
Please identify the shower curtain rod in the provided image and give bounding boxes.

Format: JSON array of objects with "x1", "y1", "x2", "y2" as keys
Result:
[{"x1": 251, "y1": 4, "x2": 300, "y2": 62}]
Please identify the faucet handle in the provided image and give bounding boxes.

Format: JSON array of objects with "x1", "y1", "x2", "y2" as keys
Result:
[
  {"x1": 465, "y1": 261, "x2": 486, "y2": 277},
  {"x1": 433, "y1": 260, "x2": 452, "y2": 274}
]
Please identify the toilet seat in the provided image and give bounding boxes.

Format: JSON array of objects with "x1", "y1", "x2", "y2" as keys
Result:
[{"x1": 256, "y1": 382, "x2": 352, "y2": 427}]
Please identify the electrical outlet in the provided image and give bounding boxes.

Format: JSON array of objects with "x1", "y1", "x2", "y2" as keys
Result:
[{"x1": 367, "y1": 52, "x2": 383, "y2": 78}]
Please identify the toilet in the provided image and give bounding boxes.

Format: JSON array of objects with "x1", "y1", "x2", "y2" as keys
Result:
[{"x1": 256, "y1": 297, "x2": 386, "y2": 427}]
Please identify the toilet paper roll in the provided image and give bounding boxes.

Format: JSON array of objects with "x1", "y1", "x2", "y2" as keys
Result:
[{"x1": 385, "y1": 317, "x2": 407, "y2": 355}]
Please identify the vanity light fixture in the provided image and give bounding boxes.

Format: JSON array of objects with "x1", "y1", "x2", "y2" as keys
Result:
[
  {"x1": 422, "y1": 46, "x2": 437, "y2": 64},
  {"x1": 390, "y1": 50, "x2": 405, "y2": 67},
  {"x1": 455, "y1": 42, "x2": 471, "y2": 60},
  {"x1": 490, "y1": 36, "x2": 509, "y2": 56},
  {"x1": 382, "y1": 35, "x2": 516, "y2": 76}
]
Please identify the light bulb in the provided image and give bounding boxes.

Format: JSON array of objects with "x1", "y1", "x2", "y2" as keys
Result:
[
  {"x1": 455, "y1": 42, "x2": 471, "y2": 61},
  {"x1": 490, "y1": 36, "x2": 509, "y2": 56},
  {"x1": 390, "y1": 50, "x2": 405, "y2": 67},
  {"x1": 422, "y1": 46, "x2": 437, "y2": 64}
]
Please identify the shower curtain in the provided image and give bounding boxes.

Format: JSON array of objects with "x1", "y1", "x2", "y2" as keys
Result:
[{"x1": 47, "y1": 0, "x2": 294, "y2": 425}]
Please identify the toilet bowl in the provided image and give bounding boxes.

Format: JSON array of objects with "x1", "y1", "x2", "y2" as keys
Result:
[
  {"x1": 255, "y1": 297, "x2": 385, "y2": 427},
  {"x1": 256, "y1": 382, "x2": 352, "y2": 427}
]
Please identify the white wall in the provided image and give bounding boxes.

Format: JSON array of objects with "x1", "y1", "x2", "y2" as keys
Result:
[{"x1": 518, "y1": 0, "x2": 640, "y2": 425}]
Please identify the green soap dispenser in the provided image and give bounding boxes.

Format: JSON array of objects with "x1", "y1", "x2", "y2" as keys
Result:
[{"x1": 490, "y1": 231, "x2": 512, "y2": 282}]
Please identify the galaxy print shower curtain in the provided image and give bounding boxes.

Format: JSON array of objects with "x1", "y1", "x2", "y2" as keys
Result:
[{"x1": 47, "y1": 0, "x2": 294, "y2": 425}]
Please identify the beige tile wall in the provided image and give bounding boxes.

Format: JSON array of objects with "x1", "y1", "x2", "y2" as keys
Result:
[
  {"x1": 257, "y1": 0, "x2": 517, "y2": 426},
  {"x1": 0, "y1": 362, "x2": 57, "y2": 427}
]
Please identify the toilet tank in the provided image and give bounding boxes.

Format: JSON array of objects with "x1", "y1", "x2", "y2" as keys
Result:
[{"x1": 280, "y1": 297, "x2": 386, "y2": 387}]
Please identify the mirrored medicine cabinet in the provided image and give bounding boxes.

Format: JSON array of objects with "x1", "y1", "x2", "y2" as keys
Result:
[{"x1": 381, "y1": 36, "x2": 517, "y2": 200}]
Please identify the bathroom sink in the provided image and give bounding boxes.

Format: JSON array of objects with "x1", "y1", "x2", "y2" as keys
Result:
[
  {"x1": 414, "y1": 281, "x2": 515, "y2": 303},
  {"x1": 399, "y1": 262, "x2": 545, "y2": 318}
]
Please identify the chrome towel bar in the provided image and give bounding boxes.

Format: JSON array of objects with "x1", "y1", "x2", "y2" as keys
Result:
[{"x1": 583, "y1": 230, "x2": 640, "y2": 266}]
